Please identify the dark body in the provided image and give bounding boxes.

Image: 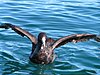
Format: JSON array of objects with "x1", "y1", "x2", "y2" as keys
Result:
[{"x1": 0, "y1": 23, "x2": 100, "y2": 64}]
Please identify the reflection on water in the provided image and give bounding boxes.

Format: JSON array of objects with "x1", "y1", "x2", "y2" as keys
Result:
[{"x1": 0, "y1": 0, "x2": 100, "y2": 75}]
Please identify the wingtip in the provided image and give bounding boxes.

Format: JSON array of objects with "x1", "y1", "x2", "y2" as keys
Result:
[
  {"x1": 1, "y1": 23, "x2": 12, "y2": 26},
  {"x1": 0, "y1": 23, "x2": 12, "y2": 29},
  {"x1": 94, "y1": 36, "x2": 100, "y2": 42}
]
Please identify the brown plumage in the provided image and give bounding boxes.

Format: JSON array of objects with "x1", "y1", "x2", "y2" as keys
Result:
[{"x1": 0, "y1": 23, "x2": 100, "y2": 64}]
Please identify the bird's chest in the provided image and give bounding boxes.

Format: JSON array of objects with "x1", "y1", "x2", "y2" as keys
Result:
[{"x1": 36, "y1": 47, "x2": 53, "y2": 64}]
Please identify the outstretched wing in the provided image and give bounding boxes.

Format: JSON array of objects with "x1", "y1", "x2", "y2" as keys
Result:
[
  {"x1": 0, "y1": 23, "x2": 37, "y2": 44},
  {"x1": 52, "y1": 34, "x2": 100, "y2": 49}
]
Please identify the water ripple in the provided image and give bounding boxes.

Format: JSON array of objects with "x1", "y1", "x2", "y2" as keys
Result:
[{"x1": 0, "y1": 0, "x2": 100, "y2": 75}]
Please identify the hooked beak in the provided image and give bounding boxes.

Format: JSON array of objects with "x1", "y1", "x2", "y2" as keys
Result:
[{"x1": 42, "y1": 36, "x2": 46, "y2": 47}]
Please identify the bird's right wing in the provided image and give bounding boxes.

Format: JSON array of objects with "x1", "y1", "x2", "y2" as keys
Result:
[{"x1": 0, "y1": 23, "x2": 37, "y2": 44}]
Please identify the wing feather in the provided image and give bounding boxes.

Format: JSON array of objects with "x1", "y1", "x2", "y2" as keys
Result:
[
  {"x1": 0, "y1": 23, "x2": 37, "y2": 44},
  {"x1": 52, "y1": 34, "x2": 99, "y2": 49}
]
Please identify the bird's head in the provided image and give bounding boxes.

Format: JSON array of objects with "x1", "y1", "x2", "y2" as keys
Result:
[{"x1": 38, "y1": 32, "x2": 47, "y2": 47}]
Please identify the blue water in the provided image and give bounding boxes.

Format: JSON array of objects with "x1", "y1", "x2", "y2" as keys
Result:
[{"x1": 0, "y1": 0, "x2": 100, "y2": 75}]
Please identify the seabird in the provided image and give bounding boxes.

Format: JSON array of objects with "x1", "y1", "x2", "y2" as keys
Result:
[{"x1": 0, "y1": 23, "x2": 100, "y2": 64}]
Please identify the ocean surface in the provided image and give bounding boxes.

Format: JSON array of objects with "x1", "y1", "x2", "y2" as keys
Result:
[{"x1": 0, "y1": 0, "x2": 100, "y2": 75}]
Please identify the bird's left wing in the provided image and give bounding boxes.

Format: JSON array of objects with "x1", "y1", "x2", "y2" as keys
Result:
[{"x1": 52, "y1": 34, "x2": 100, "y2": 49}]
